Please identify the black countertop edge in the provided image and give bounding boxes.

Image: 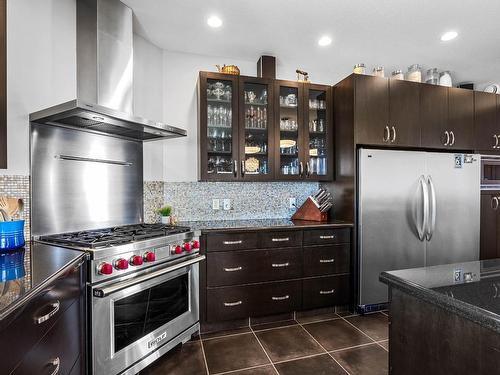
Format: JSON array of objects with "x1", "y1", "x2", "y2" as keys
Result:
[
  {"x1": 0, "y1": 250, "x2": 87, "y2": 322},
  {"x1": 179, "y1": 219, "x2": 353, "y2": 233},
  {"x1": 380, "y1": 272, "x2": 500, "y2": 333}
]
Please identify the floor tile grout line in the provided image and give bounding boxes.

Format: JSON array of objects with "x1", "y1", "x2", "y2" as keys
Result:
[
  {"x1": 328, "y1": 341, "x2": 382, "y2": 353},
  {"x1": 298, "y1": 315, "x2": 343, "y2": 326},
  {"x1": 202, "y1": 330, "x2": 254, "y2": 341},
  {"x1": 211, "y1": 363, "x2": 273, "y2": 375},
  {"x1": 271, "y1": 351, "x2": 331, "y2": 365},
  {"x1": 198, "y1": 335, "x2": 211, "y2": 375},
  {"x1": 296, "y1": 320, "x2": 351, "y2": 375},
  {"x1": 249, "y1": 324, "x2": 280, "y2": 375},
  {"x1": 337, "y1": 314, "x2": 388, "y2": 352},
  {"x1": 375, "y1": 339, "x2": 389, "y2": 353}
]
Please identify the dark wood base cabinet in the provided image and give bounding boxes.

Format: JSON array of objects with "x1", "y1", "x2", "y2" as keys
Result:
[{"x1": 201, "y1": 226, "x2": 351, "y2": 323}]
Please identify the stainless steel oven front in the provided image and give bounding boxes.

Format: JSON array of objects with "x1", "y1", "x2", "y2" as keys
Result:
[{"x1": 91, "y1": 255, "x2": 204, "y2": 375}]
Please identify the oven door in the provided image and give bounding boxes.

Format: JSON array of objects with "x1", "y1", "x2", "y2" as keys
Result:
[{"x1": 91, "y1": 255, "x2": 204, "y2": 375}]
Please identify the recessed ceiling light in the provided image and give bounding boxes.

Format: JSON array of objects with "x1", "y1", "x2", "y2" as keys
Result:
[
  {"x1": 207, "y1": 15, "x2": 222, "y2": 28},
  {"x1": 318, "y1": 35, "x2": 332, "y2": 47},
  {"x1": 441, "y1": 31, "x2": 458, "y2": 41}
]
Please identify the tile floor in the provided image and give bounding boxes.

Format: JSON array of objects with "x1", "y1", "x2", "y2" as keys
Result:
[{"x1": 140, "y1": 311, "x2": 389, "y2": 375}]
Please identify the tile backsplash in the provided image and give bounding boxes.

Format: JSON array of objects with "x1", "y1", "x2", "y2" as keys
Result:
[{"x1": 144, "y1": 181, "x2": 319, "y2": 223}]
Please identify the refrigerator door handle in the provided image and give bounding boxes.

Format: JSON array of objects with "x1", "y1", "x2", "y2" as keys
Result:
[
  {"x1": 417, "y1": 175, "x2": 429, "y2": 241},
  {"x1": 426, "y1": 175, "x2": 437, "y2": 241}
]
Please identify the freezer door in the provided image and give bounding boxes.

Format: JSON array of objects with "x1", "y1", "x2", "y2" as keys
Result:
[
  {"x1": 425, "y1": 153, "x2": 480, "y2": 266},
  {"x1": 358, "y1": 149, "x2": 426, "y2": 307}
]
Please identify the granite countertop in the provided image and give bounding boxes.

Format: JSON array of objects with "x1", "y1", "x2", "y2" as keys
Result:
[
  {"x1": 380, "y1": 259, "x2": 500, "y2": 333},
  {"x1": 0, "y1": 242, "x2": 86, "y2": 321},
  {"x1": 179, "y1": 218, "x2": 353, "y2": 232}
]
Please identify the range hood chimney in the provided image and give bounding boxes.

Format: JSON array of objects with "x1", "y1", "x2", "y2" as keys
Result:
[{"x1": 29, "y1": 0, "x2": 186, "y2": 141}]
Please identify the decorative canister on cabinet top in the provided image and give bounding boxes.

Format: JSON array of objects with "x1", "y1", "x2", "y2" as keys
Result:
[{"x1": 215, "y1": 64, "x2": 240, "y2": 75}]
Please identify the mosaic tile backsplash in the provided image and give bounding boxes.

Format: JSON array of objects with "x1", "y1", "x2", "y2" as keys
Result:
[{"x1": 144, "y1": 181, "x2": 319, "y2": 223}]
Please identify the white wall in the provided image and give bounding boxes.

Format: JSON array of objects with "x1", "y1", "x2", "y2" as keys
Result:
[{"x1": 2, "y1": 0, "x2": 76, "y2": 176}]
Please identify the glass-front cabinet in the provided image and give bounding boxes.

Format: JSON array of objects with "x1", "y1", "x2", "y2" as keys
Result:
[
  {"x1": 304, "y1": 84, "x2": 333, "y2": 180},
  {"x1": 239, "y1": 77, "x2": 275, "y2": 181},
  {"x1": 198, "y1": 72, "x2": 333, "y2": 181}
]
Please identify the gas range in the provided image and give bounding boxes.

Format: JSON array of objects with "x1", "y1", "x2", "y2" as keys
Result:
[{"x1": 38, "y1": 223, "x2": 201, "y2": 284}]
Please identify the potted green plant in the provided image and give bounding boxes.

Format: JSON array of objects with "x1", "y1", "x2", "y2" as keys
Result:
[{"x1": 157, "y1": 205, "x2": 172, "y2": 224}]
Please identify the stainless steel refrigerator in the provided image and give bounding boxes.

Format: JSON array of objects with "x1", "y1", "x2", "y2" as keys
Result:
[{"x1": 358, "y1": 149, "x2": 480, "y2": 311}]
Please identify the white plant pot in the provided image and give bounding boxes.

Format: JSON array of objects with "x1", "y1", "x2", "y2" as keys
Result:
[{"x1": 161, "y1": 216, "x2": 171, "y2": 224}]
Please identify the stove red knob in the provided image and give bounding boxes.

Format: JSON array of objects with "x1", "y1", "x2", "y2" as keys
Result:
[
  {"x1": 174, "y1": 245, "x2": 183, "y2": 254},
  {"x1": 98, "y1": 262, "x2": 113, "y2": 275},
  {"x1": 144, "y1": 252, "x2": 156, "y2": 262},
  {"x1": 183, "y1": 242, "x2": 192, "y2": 252},
  {"x1": 114, "y1": 258, "x2": 129, "y2": 270},
  {"x1": 191, "y1": 240, "x2": 200, "y2": 249},
  {"x1": 130, "y1": 255, "x2": 144, "y2": 266}
]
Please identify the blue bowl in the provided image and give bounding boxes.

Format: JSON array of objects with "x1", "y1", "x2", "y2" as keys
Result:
[
  {"x1": 0, "y1": 220, "x2": 25, "y2": 251},
  {"x1": 0, "y1": 248, "x2": 25, "y2": 281}
]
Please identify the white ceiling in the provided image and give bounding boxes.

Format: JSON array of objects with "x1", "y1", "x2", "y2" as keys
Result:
[{"x1": 122, "y1": 0, "x2": 500, "y2": 87}]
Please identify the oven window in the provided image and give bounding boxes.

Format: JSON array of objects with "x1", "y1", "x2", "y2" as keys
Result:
[{"x1": 114, "y1": 273, "x2": 189, "y2": 352}]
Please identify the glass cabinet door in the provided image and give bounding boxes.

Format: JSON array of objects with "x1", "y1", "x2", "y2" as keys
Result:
[
  {"x1": 200, "y1": 72, "x2": 239, "y2": 180},
  {"x1": 275, "y1": 81, "x2": 304, "y2": 179},
  {"x1": 240, "y1": 78, "x2": 274, "y2": 180},
  {"x1": 305, "y1": 85, "x2": 332, "y2": 180}
]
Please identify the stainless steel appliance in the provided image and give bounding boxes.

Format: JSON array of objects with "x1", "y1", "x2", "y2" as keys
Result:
[
  {"x1": 358, "y1": 149, "x2": 480, "y2": 312},
  {"x1": 480, "y1": 155, "x2": 500, "y2": 190},
  {"x1": 37, "y1": 224, "x2": 203, "y2": 375}
]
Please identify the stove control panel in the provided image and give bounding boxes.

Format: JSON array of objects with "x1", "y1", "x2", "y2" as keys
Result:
[{"x1": 171, "y1": 240, "x2": 199, "y2": 255}]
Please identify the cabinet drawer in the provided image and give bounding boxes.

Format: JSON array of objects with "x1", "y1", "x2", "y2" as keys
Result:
[
  {"x1": 0, "y1": 263, "x2": 83, "y2": 374},
  {"x1": 13, "y1": 300, "x2": 82, "y2": 375},
  {"x1": 206, "y1": 232, "x2": 258, "y2": 252},
  {"x1": 207, "y1": 280, "x2": 302, "y2": 322},
  {"x1": 207, "y1": 247, "x2": 302, "y2": 287},
  {"x1": 303, "y1": 244, "x2": 350, "y2": 277},
  {"x1": 303, "y1": 228, "x2": 350, "y2": 245},
  {"x1": 302, "y1": 275, "x2": 350, "y2": 310},
  {"x1": 257, "y1": 230, "x2": 302, "y2": 248}
]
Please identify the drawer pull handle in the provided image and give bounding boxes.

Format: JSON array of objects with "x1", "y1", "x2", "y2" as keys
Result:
[
  {"x1": 272, "y1": 237, "x2": 290, "y2": 242},
  {"x1": 272, "y1": 262, "x2": 290, "y2": 268},
  {"x1": 272, "y1": 295, "x2": 290, "y2": 301},
  {"x1": 320, "y1": 289, "x2": 335, "y2": 295},
  {"x1": 34, "y1": 301, "x2": 60, "y2": 324},
  {"x1": 224, "y1": 301, "x2": 243, "y2": 307},
  {"x1": 49, "y1": 357, "x2": 60, "y2": 375},
  {"x1": 223, "y1": 240, "x2": 243, "y2": 245},
  {"x1": 319, "y1": 258, "x2": 335, "y2": 263},
  {"x1": 223, "y1": 266, "x2": 243, "y2": 272},
  {"x1": 320, "y1": 235, "x2": 335, "y2": 239}
]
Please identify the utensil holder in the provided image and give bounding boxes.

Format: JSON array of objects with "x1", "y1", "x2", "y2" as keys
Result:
[
  {"x1": 0, "y1": 220, "x2": 25, "y2": 251},
  {"x1": 291, "y1": 197, "x2": 328, "y2": 222}
]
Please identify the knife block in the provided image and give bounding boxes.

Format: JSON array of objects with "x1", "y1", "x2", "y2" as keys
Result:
[{"x1": 291, "y1": 197, "x2": 328, "y2": 222}]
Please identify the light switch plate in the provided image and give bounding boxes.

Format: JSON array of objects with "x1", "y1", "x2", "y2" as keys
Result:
[
  {"x1": 212, "y1": 199, "x2": 220, "y2": 210},
  {"x1": 223, "y1": 199, "x2": 231, "y2": 211}
]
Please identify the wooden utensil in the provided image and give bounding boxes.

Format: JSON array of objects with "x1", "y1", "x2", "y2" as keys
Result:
[{"x1": 0, "y1": 197, "x2": 23, "y2": 219}]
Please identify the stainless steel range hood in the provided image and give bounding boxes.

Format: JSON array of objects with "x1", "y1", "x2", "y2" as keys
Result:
[{"x1": 29, "y1": 0, "x2": 186, "y2": 141}]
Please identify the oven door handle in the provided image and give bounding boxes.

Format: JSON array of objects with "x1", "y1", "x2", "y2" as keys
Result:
[{"x1": 92, "y1": 255, "x2": 206, "y2": 298}]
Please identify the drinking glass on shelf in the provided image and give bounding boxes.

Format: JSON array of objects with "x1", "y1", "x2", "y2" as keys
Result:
[{"x1": 318, "y1": 119, "x2": 325, "y2": 132}]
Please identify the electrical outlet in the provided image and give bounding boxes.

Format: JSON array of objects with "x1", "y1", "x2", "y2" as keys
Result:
[
  {"x1": 212, "y1": 199, "x2": 220, "y2": 210},
  {"x1": 289, "y1": 197, "x2": 297, "y2": 209},
  {"x1": 223, "y1": 198, "x2": 231, "y2": 211}
]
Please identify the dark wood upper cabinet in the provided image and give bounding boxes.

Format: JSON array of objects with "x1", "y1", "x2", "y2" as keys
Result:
[
  {"x1": 420, "y1": 84, "x2": 448, "y2": 148},
  {"x1": 480, "y1": 191, "x2": 500, "y2": 260},
  {"x1": 388, "y1": 79, "x2": 420, "y2": 147},
  {"x1": 474, "y1": 91, "x2": 498, "y2": 151},
  {"x1": 448, "y1": 87, "x2": 474, "y2": 150},
  {"x1": 354, "y1": 75, "x2": 389, "y2": 146},
  {"x1": 0, "y1": 0, "x2": 6, "y2": 169}
]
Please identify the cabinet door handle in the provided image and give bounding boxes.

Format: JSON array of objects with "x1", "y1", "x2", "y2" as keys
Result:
[
  {"x1": 443, "y1": 131, "x2": 450, "y2": 146},
  {"x1": 233, "y1": 160, "x2": 238, "y2": 177},
  {"x1": 223, "y1": 240, "x2": 243, "y2": 245},
  {"x1": 450, "y1": 131, "x2": 455, "y2": 146},
  {"x1": 271, "y1": 237, "x2": 290, "y2": 242},
  {"x1": 241, "y1": 160, "x2": 245, "y2": 177},
  {"x1": 305, "y1": 162, "x2": 310, "y2": 177},
  {"x1": 224, "y1": 301, "x2": 243, "y2": 307},
  {"x1": 224, "y1": 266, "x2": 242, "y2": 272},
  {"x1": 319, "y1": 289, "x2": 336, "y2": 295},
  {"x1": 271, "y1": 262, "x2": 290, "y2": 268},
  {"x1": 391, "y1": 126, "x2": 396, "y2": 143},
  {"x1": 319, "y1": 258, "x2": 335, "y2": 263},
  {"x1": 299, "y1": 162, "x2": 304, "y2": 177},
  {"x1": 383, "y1": 126, "x2": 390, "y2": 142},
  {"x1": 272, "y1": 295, "x2": 290, "y2": 301},
  {"x1": 34, "y1": 301, "x2": 60, "y2": 324},
  {"x1": 493, "y1": 197, "x2": 500, "y2": 210},
  {"x1": 495, "y1": 135, "x2": 499, "y2": 149},
  {"x1": 319, "y1": 235, "x2": 335, "y2": 239},
  {"x1": 49, "y1": 357, "x2": 60, "y2": 375}
]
